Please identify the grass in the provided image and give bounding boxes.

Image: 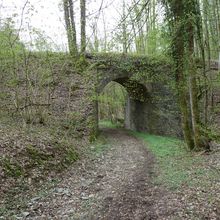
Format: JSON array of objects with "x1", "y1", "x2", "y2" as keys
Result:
[
  {"x1": 99, "y1": 120, "x2": 123, "y2": 129},
  {"x1": 132, "y1": 131, "x2": 218, "y2": 190},
  {"x1": 0, "y1": 157, "x2": 24, "y2": 177}
]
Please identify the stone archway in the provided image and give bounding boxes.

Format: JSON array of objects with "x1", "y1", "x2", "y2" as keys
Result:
[
  {"x1": 97, "y1": 77, "x2": 152, "y2": 132},
  {"x1": 88, "y1": 53, "x2": 182, "y2": 137},
  {"x1": 96, "y1": 75, "x2": 181, "y2": 137}
]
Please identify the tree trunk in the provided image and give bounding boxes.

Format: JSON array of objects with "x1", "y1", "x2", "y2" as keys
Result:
[
  {"x1": 80, "y1": 0, "x2": 86, "y2": 54},
  {"x1": 122, "y1": 0, "x2": 127, "y2": 53},
  {"x1": 166, "y1": 0, "x2": 195, "y2": 149},
  {"x1": 186, "y1": 1, "x2": 205, "y2": 150},
  {"x1": 175, "y1": 36, "x2": 195, "y2": 150},
  {"x1": 63, "y1": 0, "x2": 78, "y2": 56},
  {"x1": 68, "y1": 0, "x2": 78, "y2": 55}
]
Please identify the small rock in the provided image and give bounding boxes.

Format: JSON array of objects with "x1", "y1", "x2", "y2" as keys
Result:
[
  {"x1": 54, "y1": 188, "x2": 71, "y2": 196},
  {"x1": 55, "y1": 188, "x2": 65, "y2": 193},
  {"x1": 63, "y1": 189, "x2": 71, "y2": 196},
  {"x1": 22, "y1": 212, "x2": 30, "y2": 217},
  {"x1": 31, "y1": 197, "x2": 41, "y2": 203}
]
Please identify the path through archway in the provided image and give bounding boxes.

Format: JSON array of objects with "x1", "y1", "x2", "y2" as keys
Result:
[
  {"x1": 98, "y1": 81, "x2": 127, "y2": 128},
  {"x1": 97, "y1": 78, "x2": 153, "y2": 132}
]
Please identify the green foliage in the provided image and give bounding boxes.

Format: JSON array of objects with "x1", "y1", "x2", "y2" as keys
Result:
[
  {"x1": 90, "y1": 52, "x2": 172, "y2": 84},
  {"x1": 98, "y1": 82, "x2": 127, "y2": 124},
  {"x1": 201, "y1": 125, "x2": 220, "y2": 142},
  {"x1": 0, "y1": 21, "x2": 24, "y2": 59},
  {"x1": 145, "y1": 28, "x2": 159, "y2": 55},
  {"x1": 75, "y1": 55, "x2": 89, "y2": 73},
  {"x1": 32, "y1": 28, "x2": 55, "y2": 51},
  {"x1": 86, "y1": 115, "x2": 98, "y2": 142}
]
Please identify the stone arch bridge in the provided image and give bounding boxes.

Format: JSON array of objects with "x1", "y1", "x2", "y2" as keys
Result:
[{"x1": 86, "y1": 53, "x2": 219, "y2": 137}]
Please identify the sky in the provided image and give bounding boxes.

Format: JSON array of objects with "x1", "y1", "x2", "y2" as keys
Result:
[{"x1": 0, "y1": 0, "x2": 127, "y2": 51}]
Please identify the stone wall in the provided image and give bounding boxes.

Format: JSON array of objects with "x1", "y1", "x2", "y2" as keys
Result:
[{"x1": 124, "y1": 83, "x2": 182, "y2": 137}]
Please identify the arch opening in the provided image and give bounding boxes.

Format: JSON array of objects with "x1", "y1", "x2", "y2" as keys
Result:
[
  {"x1": 98, "y1": 81, "x2": 127, "y2": 129},
  {"x1": 97, "y1": 78, "x2": 152, "y2": 132}
]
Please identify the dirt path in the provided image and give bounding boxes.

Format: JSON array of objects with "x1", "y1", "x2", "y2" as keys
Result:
[{"x1": 17, "y1": 128, "x2": 174, "y2": 220}]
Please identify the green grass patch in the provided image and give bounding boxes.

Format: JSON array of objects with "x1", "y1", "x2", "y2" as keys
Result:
[
  {"x1": 99, "y1": 120, "x2": 123, "y2": 129},
  {"x1": 0, "y1": 157, "x2": 24, "y2": 177},
  {"x1": 132, "y1": 132, "x2": 217, "y2": 190}
]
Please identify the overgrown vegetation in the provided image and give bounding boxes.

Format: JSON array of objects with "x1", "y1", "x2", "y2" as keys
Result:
[{"x1": 0, "y1": 0, "x2": 220, "y2": 217}]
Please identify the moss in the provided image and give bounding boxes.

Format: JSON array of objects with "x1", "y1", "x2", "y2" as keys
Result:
[
  {"x1": 75, "y1": 55, "x2": 90, "y2": 73},
  {"x1": 87, "y1": 52, "x2": 172, "y2": 81}
]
